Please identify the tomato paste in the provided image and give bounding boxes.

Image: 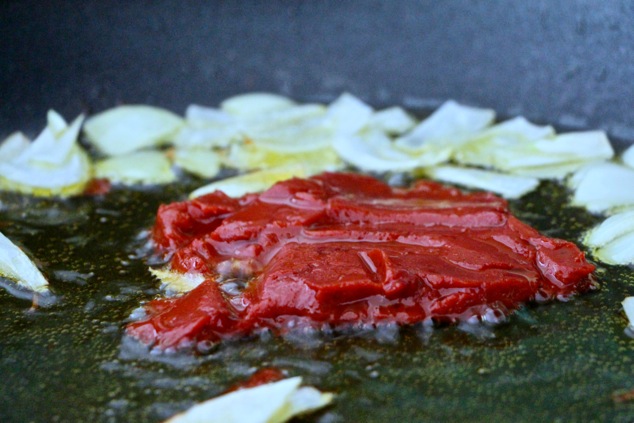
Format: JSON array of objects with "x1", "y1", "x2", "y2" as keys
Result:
[{"x1": 128, "y1": 172, "x2": 595, "y2": 350}]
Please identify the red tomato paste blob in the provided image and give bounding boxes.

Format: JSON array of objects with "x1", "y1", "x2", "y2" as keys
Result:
[{"x1": 127, "y1": 172, "x2": 595, "y2": 350}]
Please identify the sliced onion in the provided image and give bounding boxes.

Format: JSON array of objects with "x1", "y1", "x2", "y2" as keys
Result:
[
  {"x1": 84, "y1": 105, "x2": 183, "y2": 156},
  {"x1": 220, "y1": 93, "x2": 296, "y2": 116},
  {"x1": 592, "y1": 231, "x2": 634, "y2": 265},
  {"x1": 95, "y1": 151, "x2": 176, "y2": 185},
  {"x1": 190, "y1": 165, "x2": 310, "y2": 199},
  {"x1": 324, "y1": 92, "x2": 374, "y2": 135},
  {"x1": 425, "y1": 165, "x2": 539, "y2": 199},
  {"x1": 457, "y1": 130, "x2": 613, "y2": 178},
  {"x1": 184, "y1": 104, "x2": 234, "y2": 126},
  {"x1": 395, "y1": 100, "x2": 495, "y2": 151},
  {"x1": 164, "y1": 377, "x2": 333, "y2": 423},
  {"x1": 482, "y1": 116, "x2": 555, "y2": 141},
  {"x1": 174, "y1": 125, "x2": 241, "y2": 149},
  {"x1": 22, "y1": 111, "x2": 83, "y2": 166},
  {"x1": 505, "y1": 160, "x2": 602, "y2": 180},
  {"x1": 333, "y1": 131, "x2": 447, "y2": 173},
  {"x1": 0, "y1": 132, "x2": 30, "y2": 161},
  {"x1": 0, "y1": 113, "x2": 92, "y2": 197},
  {"x1": 241, "y1": 104, "x2": 326, "y2": 134},
  {"x1": 226, "y1": 141, "x2": 342, "y2": 172},
  {"x1": 0, "y1": 232, "x2": 48, "y2": 293},
  {"x1": 502, "y1": 131, "x2": 612, "y2": 168},
  {"x1": 368, "y1": 106, "x2": 416, "y2": 135},
  {"x1": 584, "y1": 210, "x2": 634, "y2": 248},
  {"x1": 150, "y1": 268, "x2": 204, "y2": 295},
  {"x1": 172, "y1": 148, "x2": 221, "y2": 179},
  {"x1": 569, "y1": 162, "x2": 634, "y2": 213},
  {"x1": 243, "y1": 122, "x2": 335, "y2": 153}
]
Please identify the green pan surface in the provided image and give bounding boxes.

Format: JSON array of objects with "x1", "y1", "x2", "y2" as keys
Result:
[{"x1": 0, "y1": 172, "x2": 632, "y2": 422}]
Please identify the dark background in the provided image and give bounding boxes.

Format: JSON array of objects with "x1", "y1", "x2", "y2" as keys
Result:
[{"x1": 2, "y1": 1, "x2": 634, "y2": 150}]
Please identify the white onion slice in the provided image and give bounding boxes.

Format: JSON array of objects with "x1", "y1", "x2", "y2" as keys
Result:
[
  {"x1": 592, "y1": 231, "x2": 634, "y2": 265},
  {"x1": 333, "y1": 131, "x2": 447, "y2": 173},
  {"x1": 483, "y1": 116, "x2": 555, "y2": 141},
  {"x1": 0, "y1": 132, "x2": 30, "y2": 161},
  {"x1": 225, "y1": 139, "x2": 342, "y2": 172},
  {"x1": 325, "y1": 92, "x2": 374, "y2": 135},
  {"x1": 95, "y1": 151, "x2": 176, "y2": 185},
  {"x1": 164, "y1": 377, "x2": 333, "y2": 423},
  {"x1": 584, "y1": 210, "x2": 634, "y2": 248},
  {"x1": 569, "y1": 162, "x2": 634, "y2": 213},
  {"x1": 241, "y1": 105, "x2": 327, "y2": 135},
  {"x1": 369, "y1": 107, "x2": 416, "y2": 135},
  {"x1": 0, "y1": 113, "x2": 92, "y2": 196},
  {"x1": 184, "y1": 104, "x2": 234, "y2": 126},
  {"x1": 174, "y1": 125, "x2": 240, "y2": 149},
  {"x1": 395, "y1": 100, "x2": 495, "y2": 150},
  {"x1": 190, "y1": 165, "x2": 309, "y2": 199},
  {"x1": 150, "y1": 268, "x2": 205, "y2": 295},
  {"x1": 506, "y1": 160, "x2": 602, "y2": 180},
  {"x1": 172, "y1": 148, "x2": 221, "y2": 179},
  {"x1": 0, "y1": 232, "x2": 48, "y2": 293},
  {"x1": 243, "y1": 123, "x2": 334, "y2": 153},
  {"x1": 459, "y1": 131, "x2": 612, "y2": 175},
  {"x1": 84, "y1": 105, "x2": 183, "y2": 156},
  {"x1": 220, "y1": 93, "x2": 296, "y2": 116},
  {"x1": 425, "y1": 165, "x2": 539, "y2": 199},
  {"x1": 623, "y1": 297, "x2": 634, "y2": 328}
]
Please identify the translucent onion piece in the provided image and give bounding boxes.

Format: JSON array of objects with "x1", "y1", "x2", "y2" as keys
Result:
[
  {"x1": 184, "y1": 104, "x2": 234, "y2": 126},
  {"x1": 243, "y1": 123, "x2": 335, "y2": 153},
  {"x1": 623, "y1": 297, "x2": 634, "y2": 328},
  {"x1": 368, "y1": 107, "x2": 416, "y2": 135},
  {"x1": 21, "y1": 111, "x2": 83, "y2": 166},
  {"x1": 592, "y1": 231, "x2": 634, "y2": 265},
  {"x1": 190, "y1": 165, "x2": 309, "y2": 199},
  {"x1": 47, "y1": 109, "x2": 68, "y2": 136},
  {"x1": 220, "y1": 93, "x2": 296, "y2": 116},
  {"x1": 95, "y1": 151, "x2": 176, "y2": 185},
  {"x1": 164, "y1": 377, "x2": 333, "y2": 423},
  {"x1": 425, "y1": 165, "x2": 539, "y2": 199},
  {"x1": 84, "y1": 105, "x2": 183, "y2": 156},
  {"x1": 226, "y1": 141, "x2": 342, "y2": 172},
  {"x1": 150, "y1": 268, "x2": 204, "y2": 295},
  {"x1": 333, "y1": 131, "x2": 449, "y2": 173},
  {"x1": 241, "y1": 105, "x2": 326, "y2": 135},
  {"x1": 0, "y1": 132, "x2": 30, "y2": 161},
  {"x1": 395, "y1": 100, "x2": 495, "y2": 150},
  {"x1": 172, "y1": 148, "x2": 221, "y2": 179},
  {"x1": 0, "y1": 232, "x2": 48, "y2": 293},
  {"x1": 0, "y1": 113, "x2": 92, "y2": 197},
  {"x1": 457, "y1": 130, "x2": 613, "y2": 178},
  {"x1": 584, "y1": 210, "x2": 634, "y2": 248},
  {"x1": 622, "y1": 144, "x2": 634, "y2": 169},
  {"x1": 503, "y1": 131, "x2": 613, "y2": 168},
  {"x1": 174, "y1": 125, "x2": 241, "y2": 149},
  {"x1": 569, "y1": 162, "x2": 634, "y2": 213},
  {"x1": 482, "y1": 116, "x2": 555, "y2": 141},
  {"x1": 325, "y1": 92, "x2": 374, "y2": 135},
  {"x1": 505, "y1": 160, "x2": 603, "y2": 180}
]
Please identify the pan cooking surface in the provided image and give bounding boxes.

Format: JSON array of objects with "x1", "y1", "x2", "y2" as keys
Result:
[{"x1": 0, "y1": 172, "x2": 632, "y2": 422}]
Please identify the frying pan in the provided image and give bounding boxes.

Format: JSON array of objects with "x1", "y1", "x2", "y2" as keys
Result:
[{"x1": 1, "y1": 1, "x2": 633, "y2": 422}]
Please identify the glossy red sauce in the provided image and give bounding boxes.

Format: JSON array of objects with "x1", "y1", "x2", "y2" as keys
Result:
[
  {"x1": 83, "y1": 178, "x2": 112, "y2": 196},
  {"x1": 127, "y1": 172, "x2": 595, "y2": 349}
]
